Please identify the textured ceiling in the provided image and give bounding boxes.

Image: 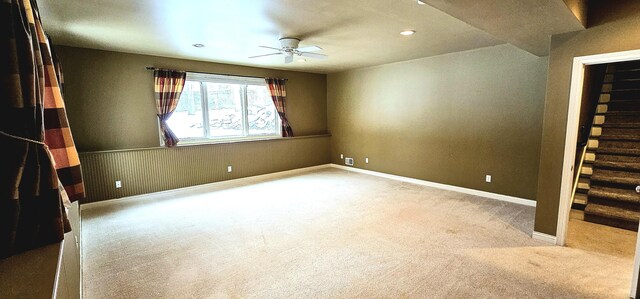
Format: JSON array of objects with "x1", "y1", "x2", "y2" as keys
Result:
[
  {"x1": 38, "y1": 0, "x2": 504, "y2": 74},
  {"x1": 38, "y1": 0, "x2": 586, "y2": 73},
  {"x1": 421, "y1": 0, "x2": 586, "y2": 56}
]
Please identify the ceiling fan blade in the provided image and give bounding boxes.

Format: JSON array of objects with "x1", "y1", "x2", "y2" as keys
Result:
[
  {"x1": 259, "y1": 45, "x2": 283, "y2": 51},
  {"x1": 249, "y1": 52, "x2": 283, "y2": 59},
  {"x1": 296, "y1": 45, "x2": 322, "y2": 52},
  {"x1": 299, "y1": 52, "x2": 327, "y2": 60},
  {"x1": 284, "y1": 55, "x2": 294, "y2": 64}
]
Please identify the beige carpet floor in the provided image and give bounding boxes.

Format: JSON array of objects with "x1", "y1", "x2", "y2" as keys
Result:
[
  {"x1": 567, "y1": 210, "x2": 637, "y2": 260},
  {"x1": 81, "y1": 168, "x2": 635, "y2": 298}
]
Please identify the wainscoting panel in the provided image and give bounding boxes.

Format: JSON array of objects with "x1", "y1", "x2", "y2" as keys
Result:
[{"x1": 79, "y1": 135, "x2": 330, "y2": 203}]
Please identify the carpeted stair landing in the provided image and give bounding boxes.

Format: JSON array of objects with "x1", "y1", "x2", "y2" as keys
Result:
[{"x1": 582, "y1": 61, "x2": 640, "y2": 231}]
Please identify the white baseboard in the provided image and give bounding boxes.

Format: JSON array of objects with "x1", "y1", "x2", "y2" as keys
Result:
[
  {"x1": 81, "y1": 164, "x2": 332, "y2": 210},
  {"x1": 330, "y1": 164, "x2": 536, "y2": 207},
  {"x1": 83, "y1": 162, "x2": 536, "y2": 211},
  {"x1": 532, "y1": 231, "x2": 558, "y2": 244}
]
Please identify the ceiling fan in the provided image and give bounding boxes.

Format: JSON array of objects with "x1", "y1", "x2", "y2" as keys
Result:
[{"x1": 249, "y1": 37, "x2": 327, "y2": 64}]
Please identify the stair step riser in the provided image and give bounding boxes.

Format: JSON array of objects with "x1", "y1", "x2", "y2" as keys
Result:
[
  {"x1": 604, "y1": 115, "x2": 640, "y2": 123},
  {"x1": 593, "y1": 164, "x2": 640, "y2": 173},
  {"x1": 583, "y1": 214, "x2": 639, "y2": 231},
  {"x1": 591, "y1": 180, "x2": 640, "y2": 191},
  {"x1": 607, "y1": 101, "x2": 640, "y2": 111},
  {"x1": 600, "y1": 140, "x2": 640, "y2": 149},
  {"x1": 597, "y1": 154, "x2": 640, "y2": 163},
  {"x1": 602, "y1": 127, "x2": 640, "y2": 136},
  {"x1": 583, "y1": 62, "x2": 640, "y2": 232},
  {"x1": 592, "y1": 168, "x2": 640, "y2": 179},
  {"x1": 591, "y1": 180, "x2": 640, "y2": 192},
  {"x1": 613, "y1": 81, "x2": 640, "y2": 90},
  {"x1": 587, "y1": 197, "x2": 640, "y2": 211},
  {"x1": 612, "y1": 61, "x2": 640, "y2": 71},
  {"x1": 599, "y1": 135, "x2": 640, "y2": 142},
  {"x1": 608, "y1": 90, "x2": 640, "y2": 101},
  {"x1": 612, "y1": 70, "x2": 640, "y2": 80},
  {"x1": 597, "y1": 148, "x2": 640, "y2": 156}
]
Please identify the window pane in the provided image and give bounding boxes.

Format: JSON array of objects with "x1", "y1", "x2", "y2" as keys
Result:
[
  {"x1": 167, "y1": 81, "x2": 204, "y2": 139},
  {"x1": 247, "y1": 85, "x2": 278, "y2": 136},
  {"x1": 206, "y1": 83, "x2": 243, "y2": 137}
]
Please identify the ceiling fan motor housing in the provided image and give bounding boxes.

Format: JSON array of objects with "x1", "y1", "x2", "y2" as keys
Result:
[{"x1": 279, "y1": 37, "x2": 301, "y2": 49}]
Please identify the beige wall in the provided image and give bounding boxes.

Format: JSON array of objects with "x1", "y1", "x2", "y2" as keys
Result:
[
  {"x1": 56, "y1": 46, "x2": 328, "y2": 152},
  {"x1": 535, "y1": 1, "x2": 640, "y2": 235},
  {"x1": 80, "y1": 136, "x2": 330, "y2": 203},
  {"x1": 55, "y1": 46, "x2": 330, "y2": 203},
  {"x1": 328, "y1": 44, "x2": 548, "y2": 200}
]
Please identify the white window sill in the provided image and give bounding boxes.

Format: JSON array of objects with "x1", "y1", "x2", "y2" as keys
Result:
[
  {"x1": 79, "y1": 134, "x2": 331, "y2": 155},
  {"x1": 174, "y1": 135, "x2": 283, "y2": 147}
]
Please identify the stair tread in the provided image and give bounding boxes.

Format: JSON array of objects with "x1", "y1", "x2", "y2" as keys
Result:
[
  {"x1": 592, "y1": 168, "x2": 640, "y2": 179},
  {"x1": 588, "y1": 186, "x2": 640, "y2": 203},
  {"x1": 602, "y1": 123, "x2": 640, "y2": 128},
  {"x1": 612, "y1": 78, "x2": 640, "y2": 82},
  {"x1": 598, "y1": 134, "x2": 640, "y2": 141},
  {"x1": 583, "y1": 63, "x2": 640, "y2": 230},
  {"x1": 604, "y1": 111, "x2": 640, "y2": 116},
  {"x1": 610, "y1": 88, "x2": 640, "y2": 92},
  {"x1": 597, "y1": 148, "x2": 640, "y2": 156},
  {"x1": 593, "y1": 160, "x2": 640, "y2": 171},
  {"x1": 606, "y1": 99, "x2": 640, "y2": 104},
  {"x1": 591, "y1": 175, "x2": 640, "y2": 186},
  {"x1": 613, "y1": 61, "x2": 640, "y2": 71},
  {"x1": 597, "y1": 154, "x2": 640, "y2": 163},
  {"x1": 584, "y1": 203, "x2": 640, "y2": 223}
]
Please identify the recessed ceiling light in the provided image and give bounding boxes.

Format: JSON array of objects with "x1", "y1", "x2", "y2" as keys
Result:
[
  {"x1": 192, "y1": 43, "x2": 205, "y2": 48},
  {"x1": 417, "y1": 0, "x2": 426, "y2": 5},
  {"x1": 400, "y1": 30, "x2": 416, "y2": 36}
]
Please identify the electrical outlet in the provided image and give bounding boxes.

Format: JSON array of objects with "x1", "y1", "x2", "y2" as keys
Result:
[
  {"x1": 340, "y1": 154, "x2": 344, "y2": 159},
  {"x1": 227, "y1": 166, "x2": 233, "y2": 173},
  {"x1": 485, "y1": 175, "x2": 492, "y2": 183},
  {"x1": 115, "y1": 180, "x2": 122, "y2": 188},
  {"x1": 365, "y1": 157, "x2": 369, "y2": 164},
  {"x1": 345, "y1": 157, "x2": 354, "y2": 166}
]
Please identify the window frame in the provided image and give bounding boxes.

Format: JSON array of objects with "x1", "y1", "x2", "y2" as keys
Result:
[{"x1": 163, "y1": 73, "x2": 281, "y2": 146}]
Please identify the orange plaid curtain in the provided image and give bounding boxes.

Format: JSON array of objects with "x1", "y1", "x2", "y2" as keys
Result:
[
  {"x1": 1, "y1": 0, "x2": 85, "y2": 258},
  {"x1": 154, "y1": 70, "x2": 186, "y2": 147},
  {"x1": 265, "y1": 78, "x2": 294, "y2": 137}
]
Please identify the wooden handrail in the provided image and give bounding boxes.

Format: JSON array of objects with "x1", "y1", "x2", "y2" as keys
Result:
[{"x1": 570, "y1": 144, "x2": 588, "y2": 206}]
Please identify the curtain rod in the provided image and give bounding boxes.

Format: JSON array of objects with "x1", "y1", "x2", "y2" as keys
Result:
[{"x1": 145, "y1": 67, "x2": 287, "y2": 80}]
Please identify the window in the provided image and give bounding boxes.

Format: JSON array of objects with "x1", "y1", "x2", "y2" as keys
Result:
[{"x1": 165, "y1": 73, "x2": 280, "y2": 144}]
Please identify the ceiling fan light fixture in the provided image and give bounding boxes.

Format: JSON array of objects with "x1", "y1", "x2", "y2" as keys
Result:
[
  {"x1": 249, "y1": 37, "x2": 327, "y2": 64},
  {"x1": 400, "y1": 30, "x2": 416, "y2": 36}
]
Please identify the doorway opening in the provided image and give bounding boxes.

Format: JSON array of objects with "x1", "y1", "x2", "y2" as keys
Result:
[{"x1": 557, "y1": 49, "x2": 640, "y2": 298}]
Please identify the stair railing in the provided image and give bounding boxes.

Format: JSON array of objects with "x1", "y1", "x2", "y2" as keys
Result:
[{"x1": 571, "y1": 144, "x2": 588, "y2": 206}]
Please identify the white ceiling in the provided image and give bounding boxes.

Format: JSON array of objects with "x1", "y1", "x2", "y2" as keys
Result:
[
  {"x1": 38, "y1": 0, "x2": 505, "y2": 74},
  {"x1": 421, "y1": 0, "x2": 586, "y2": 56},
  {"x1": 38, "y1": 0, "x2": 504, "y2": 73}
]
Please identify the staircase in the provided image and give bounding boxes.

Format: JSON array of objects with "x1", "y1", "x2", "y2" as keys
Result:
[{"x1": 579, "y1": 61, "x2": 640, "y2": 231}]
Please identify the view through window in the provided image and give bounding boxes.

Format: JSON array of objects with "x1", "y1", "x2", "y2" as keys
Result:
[{"x1": 165, "y1": 73, "x2": 280, "y2": 144}]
